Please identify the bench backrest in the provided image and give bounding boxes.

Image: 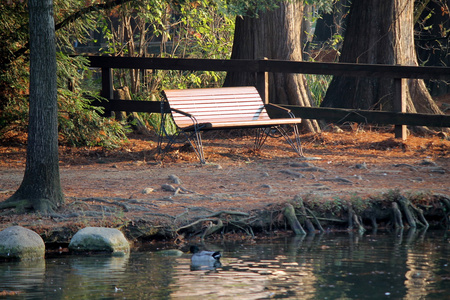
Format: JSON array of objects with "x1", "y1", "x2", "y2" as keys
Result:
[{"x1": 163, "y1": 86, "x2": 270, "y2": 128}]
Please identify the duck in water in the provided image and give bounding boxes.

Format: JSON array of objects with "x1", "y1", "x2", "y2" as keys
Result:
[{"x1": 189, "y1": 245, "x2": 222, "y2": 270}]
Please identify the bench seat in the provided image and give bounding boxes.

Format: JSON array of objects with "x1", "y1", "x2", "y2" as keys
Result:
[{"x1": 159, "y1": 86, "x2": 304, "y2": 163}]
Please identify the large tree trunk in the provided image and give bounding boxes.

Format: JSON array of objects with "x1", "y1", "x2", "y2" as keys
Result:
[
  {"x1": 2, "y1": 0, "x2": 64, "y2": 213},
  {"x1": 224, "y1": 1, "x2": 321, "y2": 133},
  {"x1": 322, "y1": 0, "x2": 443, "y2": 116}
]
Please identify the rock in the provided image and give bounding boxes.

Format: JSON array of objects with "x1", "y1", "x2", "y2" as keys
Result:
[
  {"x1": 205, "y1": 163, "x2": 222, "y2": 169},
  {"x1": 156, "y1": 249, "x2": 183, "y2": 256},
  {"x1": 0, "y1": 226, "x2": 45, "y2": 260},
  {"x1": 426, "y1": 167, "x2": 446, "y2": 174},
  {"x1": 320, "y1": 177, "x2": 353, "y2": 184},
  {"x1": 419, "y1": 159, "x2": 437, "y2": 166},
  {"x1": 355, "y1": 162, "x2": 368, "y2": 169},
  {"x1": 142, "y1": 187, "x2": 155, "y2": 194},
  {"x1": 299, "y1": 167, "x2": 328, "y2": 172},
  {"x1": 280, "y1": 169, "x2": 306, "y2": 178},
  {"x1": 161, "y1": 184, "x2": 177, "y2": 192},
  {"x1": 259, "y1": 184, "x2": 273, "y2": 193},
  {"x1": 69, "y1": 227, "x2": 130, "y2": 255},
  {"x1": 168, "y1": 174, "x2": 182, "y2": 184},
  {"x1": 290, "y1": 162, "x2": 314, "y2": 168},
  {"x1": 332, "y1": 125, "x2": 344, "y2": 133}
]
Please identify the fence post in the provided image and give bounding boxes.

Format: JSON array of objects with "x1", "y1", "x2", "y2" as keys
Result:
[
  {"x1": 393, "y1": 77, "x2": 407, "y2": 140},
  {"x1": 101, "y1": 67, "x2": 113, "y2": 117},
  {"x1": 256, "y1": 58, "x2": 269, "y2": 104}
]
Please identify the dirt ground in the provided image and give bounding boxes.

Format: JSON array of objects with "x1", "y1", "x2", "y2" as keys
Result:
[{"x1": 0, "y1": 122, "x2": 448, "y2": 243}]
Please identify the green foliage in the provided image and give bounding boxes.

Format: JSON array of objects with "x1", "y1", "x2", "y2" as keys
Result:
[
  {"x1": 56, "y1": 54, "x2": 130, "y2": 147},
  {"x1": 350, "y1": 194, "x2": 372, "y2": 214},
  {"x1": 0, "y1": 1, "x2": 29, "y2": 110},
  {"x1": 305, "y1": 74, "x2": 332, "y2": 106},
  {"x1": 93, "y1": 0, "x2": 236, "y2": 134},
  {"x1": 98, "y1": 0, "x2": 235, "y2": 94},
  {"x1": 0, "y1": 96, "x2": 29, "y2": 138},
  {"x1": 0, "y1": 1, "x2": 131, "y2": 148},
  {"x1": 58, "y1": 89, "x2": 130, "y2": 148}
]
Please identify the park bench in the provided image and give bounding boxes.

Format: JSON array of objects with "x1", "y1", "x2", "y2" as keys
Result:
[{"x1": 158, "y1": 86, "x2": 304, "y2": 163}]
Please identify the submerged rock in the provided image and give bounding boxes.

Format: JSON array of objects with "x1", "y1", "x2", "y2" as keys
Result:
[
  {"x1": 0, "y1": 226, "x2": 45, "y2": 260},
  {"x1": 69, "y1": 227, "x2": 130, "y2": 255}
]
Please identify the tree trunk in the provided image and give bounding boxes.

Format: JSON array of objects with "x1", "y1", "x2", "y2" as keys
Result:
[
  {"x1": 224, "y1": 1, "x2": 321, "y2": 133},
  {"x1": 321, "y1": 0, "x2": 443, "y2": 117},
  {"x1": 2, "y1": 0, "x2": 64, "y2": 213}
]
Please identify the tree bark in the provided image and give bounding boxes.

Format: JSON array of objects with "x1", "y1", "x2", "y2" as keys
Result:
[
  {"x1": 321, "y1": 0, "x2": 444, "y2": 117},
  {"x1": 3, "y1": 0, "x2": 64, "y2": 213},
  {"x1": 224, "y1": 1, "x2": 321, "y2": 133}
]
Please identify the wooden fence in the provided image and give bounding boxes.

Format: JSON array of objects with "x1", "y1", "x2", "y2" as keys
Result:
[{"x1": 87, "y1": 56, "x2": 450, "y2": 140}]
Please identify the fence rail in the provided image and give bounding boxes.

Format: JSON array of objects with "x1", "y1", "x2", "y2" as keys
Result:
[{"x1": 86, "y1": 56, "x2": 450, "y2": 139}]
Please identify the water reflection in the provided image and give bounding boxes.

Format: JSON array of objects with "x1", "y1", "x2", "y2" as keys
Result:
[{"x1": 0, "y1": 230, "x2": 449, "y2": 299}]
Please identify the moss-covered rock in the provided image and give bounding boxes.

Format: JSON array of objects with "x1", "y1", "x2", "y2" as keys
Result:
[
  {"x1": 0, "y1": 226, "x2": 45, "y2": 260},
  {"x1": 68, "y1": 227, "x2": 130, "y2": 255}
]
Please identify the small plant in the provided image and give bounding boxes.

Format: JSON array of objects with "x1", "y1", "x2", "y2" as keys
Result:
[
  {"x1": 350, "y1": 194, "x2": 371, "y2": 214},
  {"x1": 305, "y1": 74, "x2": 332, "y2": 106}
]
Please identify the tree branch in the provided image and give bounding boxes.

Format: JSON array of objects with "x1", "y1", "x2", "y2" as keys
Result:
[
  {"x1": 12, "y1": 0, "x2": 135, "y2": 61},
  {"x1": 55, "y1": 0, "x2": 135, "y2": 31}
]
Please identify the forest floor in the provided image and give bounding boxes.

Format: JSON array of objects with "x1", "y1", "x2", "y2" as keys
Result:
[{"x1": 1, "y1": 120, "x2": 449, "y2": 245}]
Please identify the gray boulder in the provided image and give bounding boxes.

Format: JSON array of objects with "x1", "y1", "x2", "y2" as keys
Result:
[
  {"x1": 0, "y1": 226, "x2": 45, "y2": 260},
  {"x1": 69, "y1": 227, "x2": 130, "y2": 255}
]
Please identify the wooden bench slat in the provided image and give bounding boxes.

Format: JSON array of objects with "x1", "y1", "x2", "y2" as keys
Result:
[
  {"x1": 172, "y1": 115, "x2": 270, "y2": 124},
  {"x1": 175, "y1": 106, "x2": 268, "y2": 116},
  {"x1": 168, "y1": 98, "x2": 263, "y2": 106},
  {"x1": 172, "y1": 112, "x2": 271, "y2": 123},
  {"x1": 171, "y1": 103, "x2": 267, "y2": 110},
  {"x1": 207, "y1": 119, "x2": 302, "y2": 127},
  {"x1": 179, "y1": 118, "x2": 302, "y2": 130},
  {"x1": 164, "y1": 86, "x2": 259, "y2": 96},
  {"x1": 172, "y1": 114, "x2": 270, "y2": 121},
  {"x1": 169, "y1": 99, "x2": 264, "y2": 107}
]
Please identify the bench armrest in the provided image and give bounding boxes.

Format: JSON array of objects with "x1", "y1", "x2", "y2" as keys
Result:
[
  {"x1": 171, "y1": 108, "x2": 202, "y2": 130},
  {"x1": 171, "y1": 108, "x2": 194, "y2": 118},
  {"x1": 265, "y1": 103, "x2": 296, "y2": 119}
]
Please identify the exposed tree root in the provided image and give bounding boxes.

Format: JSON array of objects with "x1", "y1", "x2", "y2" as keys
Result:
[
  {"x1": 305, "y1": 207, "x2": 325, "y2": 232},
  {"x1": 167, "y1": 192, "x2": 450, "y2": 240},
  {"x1": 392, "y1": 202, "x2": 404, "y2": 229},
  {"x1": 347, "y1": 205, "x2": 366, "y2": 234},
  {"x1": 284, "y1": 203, "x2": 306, "y2": 235},
  {"x1": 293, "y1": 196, "x2": 315, "y2": 233},
  {"x1": 0, "y1": 197, "x2": 34, "y2": 213}
]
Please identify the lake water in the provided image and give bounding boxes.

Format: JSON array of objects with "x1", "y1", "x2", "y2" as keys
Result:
[{"x1": 1, "y1": 230, "x2": 449, "y2": 299}]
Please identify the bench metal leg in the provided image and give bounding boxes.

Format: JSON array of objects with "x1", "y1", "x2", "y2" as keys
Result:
[
  {"x1": 157, "y1": 129, "x2": 206, "y2": 164},
  {"x1": 255, "y1": 128, "x2": 271, "y2": 150},
  {"x1": 157, "y1": 131, "x2": 182, "y2": 162},
  {"x1": 254, "y1": 126, "x2": 304, "y2": 157},
  {"x1": 276, "y1": 125, "x2": 305, "y2": 157},
  {"x1": 157, "y1": 113, "x2": 182, "y2": 159},
  {"x1": 187, "y1": 127, "x2": 206, "y2": 164},
  {"x1": 157, "y1": 114, "x2": 206, "y2": 163}
]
